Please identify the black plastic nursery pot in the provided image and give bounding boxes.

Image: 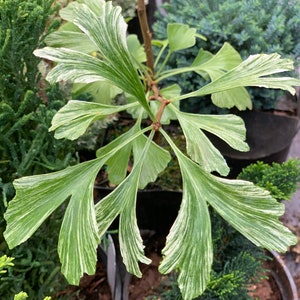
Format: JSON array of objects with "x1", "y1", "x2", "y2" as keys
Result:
[
  {"x1": 208, "y1": 110, "x2": 300, "y2": 178},
  {"x1": 268, "y1": 250, "x2": 299, "y2": 300},
  {"x1": 94, "y1": 187, "x2": 182, "y2": 235}
]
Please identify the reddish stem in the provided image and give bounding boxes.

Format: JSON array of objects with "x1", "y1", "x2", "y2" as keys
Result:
[{"x1": 137, "y1": 0, "x2": 155, "y2": 78}]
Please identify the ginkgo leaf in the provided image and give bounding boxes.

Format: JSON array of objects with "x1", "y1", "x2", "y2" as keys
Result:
[
  {"x1": 4, "y1": 125, "x2": 153, "y2": 285},
  {"x1": 178, "y1": 53, "x2": 300, "y2": 100},
  {"x1": 211, "y1": 87, "x2": 252, "y2": 110},
  {"x1": 125, "y1": 93, "x2": 149, "y2": 120},
  {"x1": 72, "y1": 81, "x2": 123, "y2": 105},
  {"x1": 178, "y1": 119, "x2": 230, "y2": 176},
  {"x1": 96, "y1": 122, "x2": 171, "y2": 188},
  {"x1": 127, "y1": 34, "x2": 147, "y2": 65},
  {"x1": 167, "y1": 23, "x2": 197, "y2": 52},
  {"x1": 34, "y1": 2, "x2": 154, "y2": 119},
  {"x1": 160, "y1": 129, "x2": 296, "y2": 299},
  {"x1": 59, "y1": 0, "x2": 105, "y2": 23},
  {"x1": 160, "y1": 178, "x2": 212, "y2": 300},
  {"x1": 49, "y1": 100, "x2": 137, "y2": 140},
  {"x1": 70, "y1": 2, "x2": 152, "y2": 117},
  {"x1": 4, "y1": 158, "x2": 105, "y2": 285},
  {"x1": 95, "y1": 168, "x2": 152, "y2": 277},
  {"x1": 95, "y1": 133, "x2": 158, "y2": 277},
  {"x1": 34, "y1": 47, "x2": 108, "y2": 83},
  {"x1": 159, "y1": 131, "x2": 213, "y2": 299},
  {"x1": 192, "y1": 43, "x2": 251, "y2": 109},
  {"x1": 97, "y1": 125, "x2": 136, "y2": 185},
  {"x1": 174, "y1": 109, "x2": 249, "y2": 175},
  {"x1": 208, "y1": 174, "x2": 297, "y2": 250},
  {"x1": 45, "y1": 31, "x2": 98, "y2": 53},
  {"x1": 132, "y1": 133, "x2": 171, "y2": 189},
  {"x1": 192, "y1": 43, "x2": 242, "y2": 80}
]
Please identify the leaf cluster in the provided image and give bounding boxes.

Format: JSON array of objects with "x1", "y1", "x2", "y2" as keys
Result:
[
  {"x1": 238, "y1": 158, "x2": 300, "y2": 201},
  {"x1": 153, "y1": 0, "x2": 300, "y2": 112},
  {"x1": 3, "y1": 1, "x2": 299, "y2": 299}
]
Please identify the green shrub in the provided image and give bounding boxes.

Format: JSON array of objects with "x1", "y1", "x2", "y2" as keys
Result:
[
  {"x1": 0, "y1": 0, "x2": 78, "y2": 298},
  {"x1": 0, "y1": 0, "x2": 77, "y2": 203},
  {"x1": 238, "y1": 158, "x2": 300, "y2": 200}
]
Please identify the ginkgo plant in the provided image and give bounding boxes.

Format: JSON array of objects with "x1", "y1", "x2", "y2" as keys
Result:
[{"x1": 4, "y1": 1, "x2": 300, "y2": 299}]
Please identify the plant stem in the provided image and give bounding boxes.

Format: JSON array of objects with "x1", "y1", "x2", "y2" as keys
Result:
[
  {"x1": 137, "y1": 0, "x2": 155, "y2": 80},
  {"x1": 137, "y1": 0, "x2": 170, "y2": 128}
]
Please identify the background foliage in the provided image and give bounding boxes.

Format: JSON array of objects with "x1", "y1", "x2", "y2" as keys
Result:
[
  {"x1": 153, "y1": 0, "x2": 300, "y2": 113},
  {"x1": 0, "y1": 0, "x2": 78, "y2": 298},
  {"x1": 238, "y1": 159, "x2": 300, "y2": 201}
]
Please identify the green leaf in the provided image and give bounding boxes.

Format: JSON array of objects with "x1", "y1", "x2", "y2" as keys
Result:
[
  {"x1": 34, "y1": 2, "x2": 154, "y2": 119},
  {"x1": 72, "y1": 81, "x2": 122, "y2": 104},
  {"x1": 71, "y1": 2, "x2": 152, "y2": 118},
  {"x1": 174, "y1": 110, "x2": 249, "y2": 175},
  {"x1": 159, "y1": 131, "x2": 213, "y2": 299},
  {"x1": 4, "y1": 159, "x2": 104, "y2": 285},
  {"x1": 59, "y1": 0, "x2": 105, "y2": 22},
  {"x1": 181, "y1": 53, "x2": 300, "y2": 100},
  {"x1": 192, "y1": 43, "x2": 242, "y2": 80},
  {"x1": 167, "y1": 23, "x2": 197, "y2": 52},
  {"x1": 34, "y1": 47, "x2": 109, "y2": 83},
  {"x1": 133, "y1": 133, "x2": 171, "y2": 189},
  {"x1": 127, "y1": 34, "x2": 146, "y2": 65},
  {"x1": 125, "y1": 93, "x2": 148, "y2": 120},
  {"x1": 45, "y1": 31, "x2": 98, "y2": 53},
  {"x1": 190, "y1": 49, "x2": 213, "y2": 80},
  {"x1": 95, "y1": 133, "x2": 159, "y2": 276},
  {"x1": 45, "y1": 0, "x2": 106, "y2": 53},
  {"x1": 95, "y1": 170, "x2": 152, "y2": 277},
  {"x1": 212, "y1": 87, "x2": 251, "y2": 110},
  {"x1": 160, "y1": 129, "x2": 296, "y2": 299},
  {"x1": 192, "y1": 43, "x2": 252, "y2": 110},
  {"x1": 4, "y1": 125, "x2": 153, "y2": 285},
  {"x1": 49, "y1": 100, "x2": 137, "y2": 140},
  {"x1": 97, "y1": 122, "x2": 171, "y2": 188},
  {"x1": 206, "y1": 175, "x2": 297, "y2": 251},
  {"x1": 98, "y1": 125, "x2": 136, "y2": 185}
]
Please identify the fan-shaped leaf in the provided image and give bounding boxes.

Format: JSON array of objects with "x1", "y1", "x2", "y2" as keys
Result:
[
  {"x1": 49, "y1": 100, "x2": 137, "y2": 140},
  {"x1": 174, "y1": 110, "x2": 248, "y2": 175},
  {"x1": 168, "y1": 23, "x2": 197, "y2": 52},
  {"x1": 34, "y1": 2, "x2": 154, "y2": 119},
  {"x1": 160, "y1": 130, "x2": 296, "y2": 299},
  {"x1": 4, "y1": 159, "x2": 104, "y2": 285},
  {"x1": 181, "y1": 53, "x2": 300, "y2": 100}
]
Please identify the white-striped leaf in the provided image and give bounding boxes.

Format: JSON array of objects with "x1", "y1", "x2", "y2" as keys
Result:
[
  {"x1": 34, "y1": 2, "x2": 154, "y2": 119},
  {"x1": 185, "y1": 53, "x2": 300, "y2": 99},
  {"x1": 160, "y1": 129, "x2": 296, "y2": 299},
  {"x1": 49, "y1": 100, "x2": 137, "y2": 140},
  {"x1": 175, "y1": 110, "x2": 249, "y2": 175},
  {"x1": 4, "y1": 159, "x2": 104, "y2": 285}
]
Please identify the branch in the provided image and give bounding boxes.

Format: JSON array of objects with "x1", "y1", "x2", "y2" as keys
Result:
[{"x1": 137, "y1": 0, "x2": 155, "y2": 79}]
